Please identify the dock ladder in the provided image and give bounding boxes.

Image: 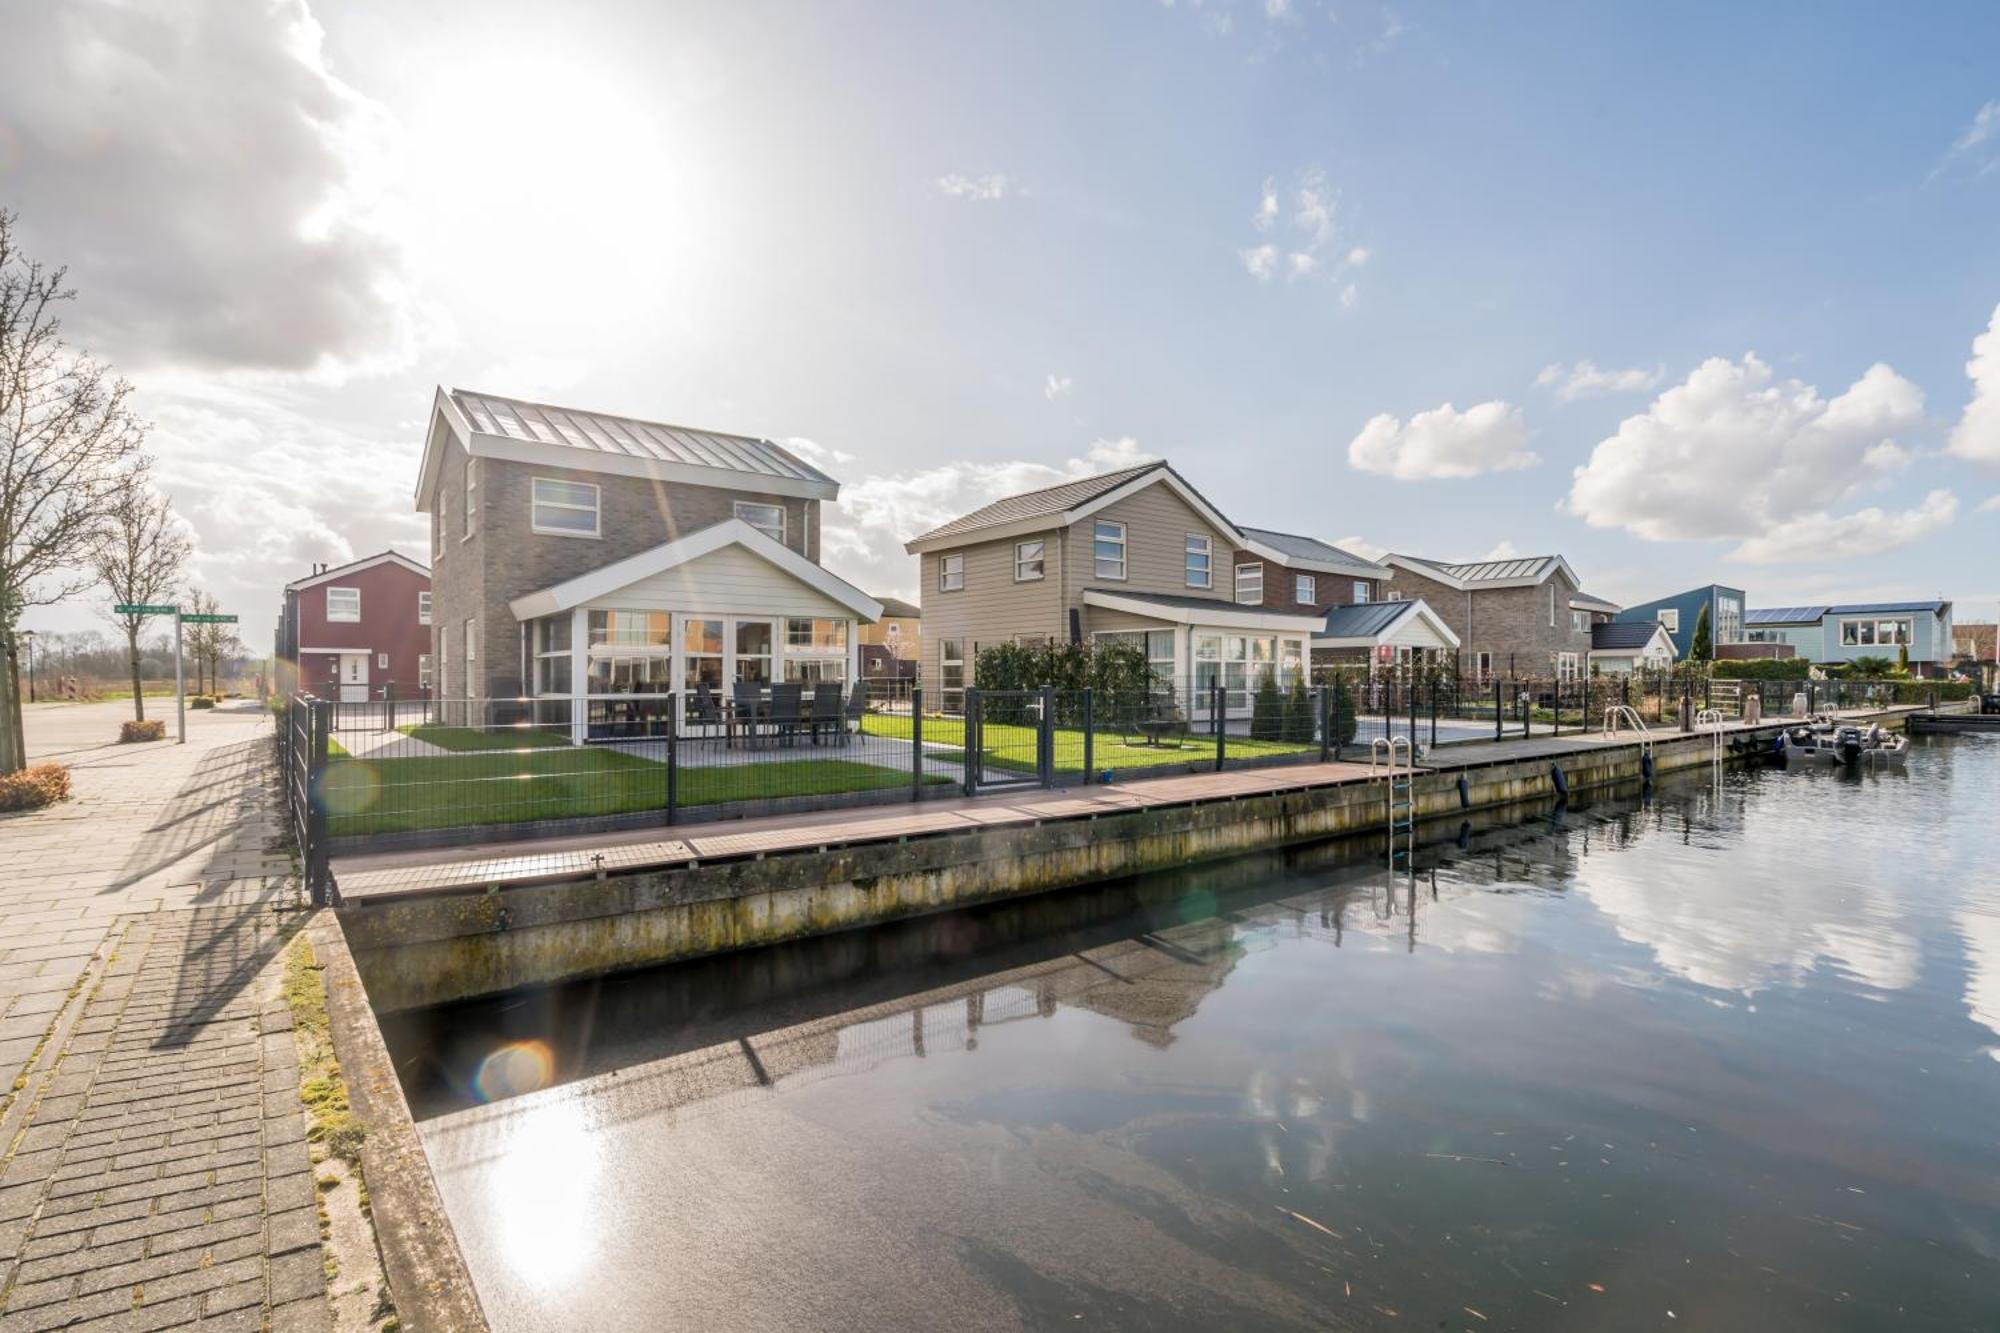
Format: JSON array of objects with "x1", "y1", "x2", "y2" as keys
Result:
[
  {"x1": 1601, "y1": 705, "x2": 1654, "y2": 763},
  {"x1": 1695, "y1": 708, "x2": 1727, "y2": 782},
  {"x1": 1370, "y1": 736, "x2": 1416, "y2": 870}
]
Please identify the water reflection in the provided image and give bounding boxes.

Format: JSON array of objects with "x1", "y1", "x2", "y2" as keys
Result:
[{"x1": 391, "y1": 740, "x2": 2000, "y2": 1333}]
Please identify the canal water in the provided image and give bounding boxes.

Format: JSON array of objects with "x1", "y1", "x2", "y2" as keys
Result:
[{"x1": 380, "y1": 734, "x2": 2000, "y2": 1331}]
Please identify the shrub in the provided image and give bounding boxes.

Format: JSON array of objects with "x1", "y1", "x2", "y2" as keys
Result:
[
  {"x1": 1282, "y1": 675, "x2": 1315, "y2": 744},
  {"x1": 1712, "y1": 658, "x2": 1812, "y2": 681},
  {"x1": 1250, "y1": 669, "x2": 1283, "y2": 740},
  {"x1": 119, "y1": 719, "x2": 167, "y2": 743},
  {"x1": 190, "y1": 696, "x2": 216, "y2": 710},
  {"x1": 0, "y1": 763, "x2": 71, "y2": 812},
  {"x1": 1326, "y1": 672, "x2": 1359, "y2": 747},
  {"x1": 971, "y1": 640, "x2": 1153, "y2": 725}
]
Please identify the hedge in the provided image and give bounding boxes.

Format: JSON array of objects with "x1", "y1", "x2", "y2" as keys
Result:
[
  {"x1": 0, "y1": 763, "x2": 71, "y2": 812},
  {"x1": 119, "y1": 719, "x2": 167, "y2": 743}
]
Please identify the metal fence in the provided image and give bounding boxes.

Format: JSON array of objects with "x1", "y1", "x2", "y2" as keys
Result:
[{"x1": 281, "y1": 674, "x2": 1965, "y2": 859}]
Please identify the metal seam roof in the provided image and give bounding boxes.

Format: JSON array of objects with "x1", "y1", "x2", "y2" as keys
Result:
[{"x1": 451, "y1": 389, "x2": 835, "y2": 487}]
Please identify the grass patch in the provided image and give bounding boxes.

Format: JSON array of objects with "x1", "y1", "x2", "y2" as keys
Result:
[
  {"x1": 282, "y1": 936, "x2": 365, "y2": 1166},
  {"x1": 324, "y1": 746, "x2": 934, "y2": 836},
  {"x1": 862, "y1": 713, "x2": 1314, "y2": 772},
  {"x1": 394, "y1": 723, "x2": 574, "y2": 752}
]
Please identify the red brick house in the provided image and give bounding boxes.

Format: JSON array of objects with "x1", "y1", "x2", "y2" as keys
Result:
[{"x1": 275, "y1": 551, "x2": 433, "y2": 701}]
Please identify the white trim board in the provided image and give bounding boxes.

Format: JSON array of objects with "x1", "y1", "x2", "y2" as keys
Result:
[
  {"x1": 904, "y1": 465, "x2": 1245, "y2": 555},
  {"x1": 1386, "y1": 552, "x2": 1580, "y2": 592},
  {"x1": 1081, "y1": 588, "x2": 1324, "y2": 633},
  {"x1": 508, "y1": 518, "x2": 884, "y2": 623},
  {"x1": 284, "y1": 550, "x2": 430, "y2": 593}
]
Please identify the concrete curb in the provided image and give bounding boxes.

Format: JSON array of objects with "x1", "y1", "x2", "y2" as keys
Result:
[{"x1": 308, "y1": 911, "x2": 488, "y2": 1333}]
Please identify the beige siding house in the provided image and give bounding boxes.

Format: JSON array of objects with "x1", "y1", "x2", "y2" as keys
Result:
[{"x1": 907, "y1": 462, "x2": 1454, "y2": 714}]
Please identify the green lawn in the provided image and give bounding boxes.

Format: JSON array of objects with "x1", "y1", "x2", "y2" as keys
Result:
[
  {"x1": 323, "y1": 746, "x2": 932, "y2": 837},
  {"x1": 395, "y1": 722, "x2": 576, "y2": 752},
  {"x1": 862, "y1": 712, "x2": 1315, "y2": 771}
]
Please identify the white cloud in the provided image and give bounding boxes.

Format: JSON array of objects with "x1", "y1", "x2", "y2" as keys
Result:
[
  {"x1": 1255, "y1": 179, "x2": 1280, "y2": 230},
  {"x1": 1981, "y1": 493, "x2": 2000, "y2": 514},
  {"x1": 1339, "y1": 283, "x2": 1358, "y2": 309},
  {"x1": 1346, "y1": 401, "x2": 1537, "y2": 480},
  {"x1": 1480, "y1": 539, "x2": 1523, "y2": 561},
  {"x1": 1263, "y1": 0, "x2": 1293, "y2": 19},
  {"x1": 779, "y1": 435, "x2": 855, "y2": 468},
  {"x1": 1333, "y1": 534, "x2": 1390, "y2": 563},
  {"x1": 1934, "y1": 100, "x2": 2000, "y2": 179},
  {"x1": 1240, "y1": 244, "x2": 1280, "y2": 281},
  {"x1": 1044, "y1": 374, "x2": 1074, "y2": 401},
  {"x1": 1535, "y1": 359, "x2": 1665, "y2": 403},
  {"x1": 1947, "y1": 303, "x2": 2000, "y2": 465},
  {"x1": 935, "y1": 172, "x2": 1010, "y2": 201},
  {"x1": 1727, "y1": 489, "x2": 1958, "y2": 564},
  {"x1": 1565, "y1": 354, "x2": 1937, "y2": 561},
  {"x1": 1237, "y1": 168, "x2": 1369, "y2": 294},
  {"x1": 0, "y1": 0, "x2": 416, "y2": 375},
  {"x1": 820, "y1": 438, "x2": 1158, "y2": 598}
]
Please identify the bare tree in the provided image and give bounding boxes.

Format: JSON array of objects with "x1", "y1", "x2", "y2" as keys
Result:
[
  {"x1": 0, "y1": 211, "x2": 148, "y2": 770},
  {"x1": 94, "y1": 472, "x2": 190, "y2": 721},
  {"x1": 184, "y1": 586, "x2": 220, "y2": 696}
]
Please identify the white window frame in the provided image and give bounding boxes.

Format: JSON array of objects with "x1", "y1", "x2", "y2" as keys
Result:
[
  {"x1": 1353, "y1": 581, "x2": 1370, "y2": 604},
  {"x1": 463, "y1": 456, "x2": 478, "y2": 539},
  {"x1": 418, "y1": 591, "x2": 432, "y2": 625},
  {"x1": 1571, "y1": 610, "x2": 1588, "y2": 633},
  {"x1": 530, "y1": 477, "x2": 602, "y2": 537},
  {"x1": 938, "y1": 638, "x2": 966, "y2": 710},
  {"x1": 733, "y1": 501, "x2": 786, "y2": 544},
  {"x1": 376, "y1": 652, "x2": 389, "y2": 670},
  {"x1": 1657, "y1": 608, "x2": 1680, "y2": 633},
  {"x1": 1557, "y1": 651, "x2": 1579, "y2": 681},
  {"x1": 433, "y1": 485, "x2": 446, "y2": 560},
  {"x1": 1234, "y1": 562, "x2": 1263, "y2": 606},
  {"x1": 1475, "y1": 650, "x2": 1493, "y2": 680},
  {"x1": 1184, "y1": 535, "x2": 1212, "y2": 589},
  {"x1": 1093, "y1": 520, "x2": 1127, "y2": 581},
  {"x1": 326, "y1": 587, "x2": 360, "y2": 623},
  {"x1": 418, "y1": 654, "x2": 432, "y2": 692},
  {"x1": 938, "y1": 553, "x2": 965, "y2": 592},
  {"x1": 1014, "y1": 539, "x2": 1046, "y2": 583},
  {"x1": 463, "y1": 618, "x2": 477, "y2": 699},
  {"x1": 1296, "y1": 574, "x2": 1316, "y2": 605},
  {"x1": 1548, "y1": 584, "x2": 1557, "y2": 628}
]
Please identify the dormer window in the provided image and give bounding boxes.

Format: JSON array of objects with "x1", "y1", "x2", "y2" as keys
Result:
[{"x1": 734, "y1": 501, "x2": 786, "y2": 544}]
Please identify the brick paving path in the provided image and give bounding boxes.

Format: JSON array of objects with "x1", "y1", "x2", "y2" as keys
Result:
[{"x1": 0, "y1": 703, "x2": 331, "y2": 1329}]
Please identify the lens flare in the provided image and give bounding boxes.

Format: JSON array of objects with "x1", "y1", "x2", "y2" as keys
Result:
[{"x1": 475, "y1": 1040, "x2": 555, "y2": 1102}]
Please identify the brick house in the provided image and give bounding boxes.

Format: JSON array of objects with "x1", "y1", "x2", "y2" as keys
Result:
[
  {"x1": 414, "y1": 388, "x2": 881, "y2": 730},
  {"x1": 1233, "y1": 528, "x2": 1458, "y2": 669},
  {"x1": 858, "y1": 595, "x2": 921, "y2": 675},
  {"x1": 1381, "y1": 553, "x2": 1619, "y2": 681},
  {"x1": 276, "y1": 551, "x2": 432, "y2": 701}
]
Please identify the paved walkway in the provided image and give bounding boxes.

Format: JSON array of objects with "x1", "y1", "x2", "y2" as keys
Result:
[{"x1": 0, "y1": 701, "x2": 332, "y2": 1330}]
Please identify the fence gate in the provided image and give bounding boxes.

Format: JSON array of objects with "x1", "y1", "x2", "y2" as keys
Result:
[{"x1": 963, "y1": 688, "x2": 1053, "y2": 793}]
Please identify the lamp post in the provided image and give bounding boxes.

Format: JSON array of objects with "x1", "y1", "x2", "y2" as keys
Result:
[{"x1": 20, "y1": 630, "x2": 34, "y2": 704}]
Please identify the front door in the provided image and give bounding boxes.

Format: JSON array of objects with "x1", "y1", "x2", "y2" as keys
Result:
[{"x1": 338, "y1": 652, "x2": 370, "y2": 703}]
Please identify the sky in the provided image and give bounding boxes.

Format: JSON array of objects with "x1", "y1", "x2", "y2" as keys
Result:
[{"x1": 3, "y1": 0, "x2": 1999, "y2": 648}]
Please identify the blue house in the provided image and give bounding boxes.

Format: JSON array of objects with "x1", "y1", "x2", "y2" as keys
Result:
[
  {"x1": 1614, "y1": 584, "x2": 1745, "y2": 659},
  {"x1": 1742, "y1": 601, "x2": 1956, "y2": 676}
]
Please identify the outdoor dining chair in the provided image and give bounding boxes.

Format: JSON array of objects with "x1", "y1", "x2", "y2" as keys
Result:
[
  {"x1": 768, "y1": 683, "x2": 805, "y2": 747},
  {"x1": 732, "y1": 682, "x2": 766, "y2": 748},
  {"x1": 687, "y1": 684, "x2": 722, "y2": 739},
  {"x1": 843, "y1": 680, "x2": 869, "y2": 746},
  {"x1": 810, "y1": 681, "x2": 843, "y2": 746}
]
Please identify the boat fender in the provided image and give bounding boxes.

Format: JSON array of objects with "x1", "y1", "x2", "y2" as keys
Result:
[
  {"x1": 1640, "y1": 753, "x2": 1654, "y2": 782},
  {"x1": 1550, "y1": 762, "x2": 1569, "y2": 799},
  {"x1": 1099, "y1": 768, "x2": 1114, "y2": 785},
  {"x1": 1456, "y1": 820, "x2": 1472, "y2": 851},
  {"x1": 1456, "y1": 775, "x2": 1471, "y2": 808}
]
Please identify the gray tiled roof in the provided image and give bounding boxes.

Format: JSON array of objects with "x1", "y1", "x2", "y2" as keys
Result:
[
  {"x1": 908, "y1": 462, "x2": 1166, "y2": 544},
  {"x1": 1238, "y1": 526, "x2": 1383, "y2": 569},
  {"x1": 451, "y1": 388, "x2": 835, "y2": 486},
  {"x1": 1591, "y1": 621, "x2": 1662, "y2": 650}
]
